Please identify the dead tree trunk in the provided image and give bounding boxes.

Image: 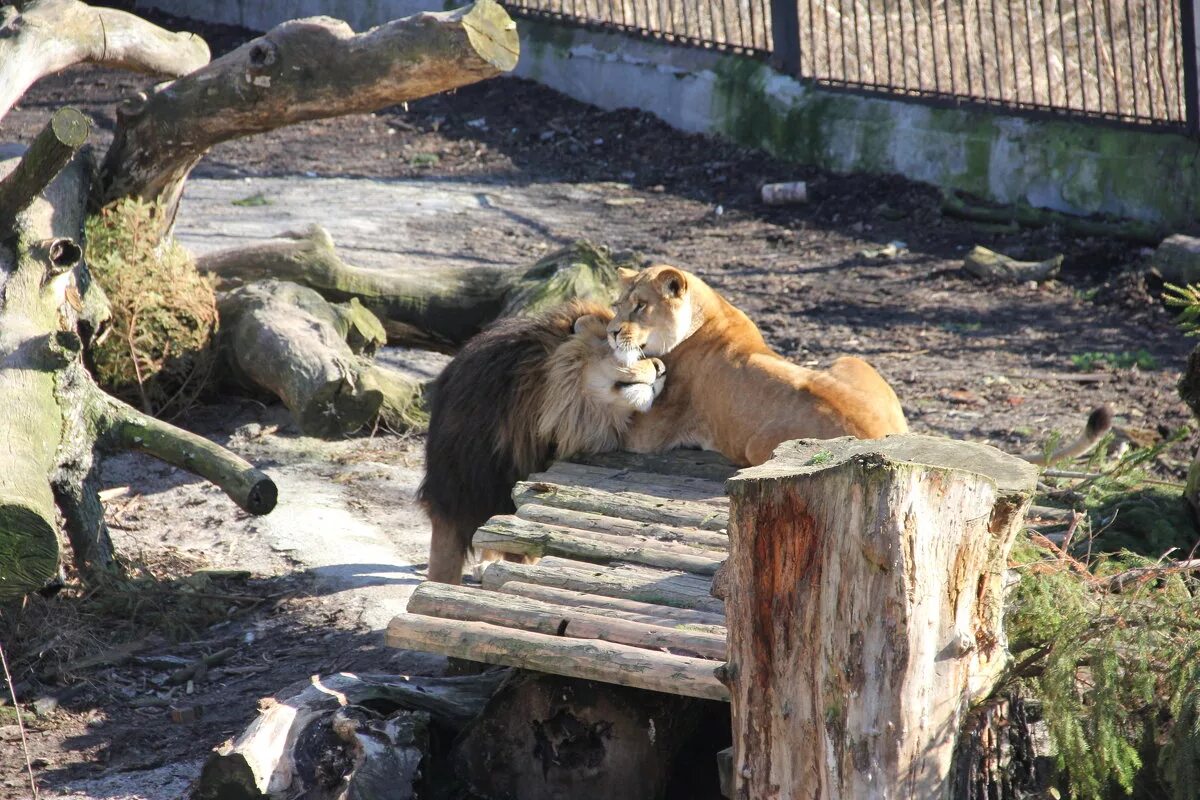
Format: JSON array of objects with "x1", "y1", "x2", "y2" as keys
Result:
[
  {"x1": 0, "y1": 121, "x2": 276, "y2": 599},
  {"x1": 200, "y1": 229, "x2": 627, "y2": 351},
  {"x1": 0, "y1": 0, "x2": 210, "y2": 120},
  {"x1": 99, "y1": 0, "x2": 519, "y2": 231},
  {"x1": 217, "y1": 280, "x2": 425, "y2": 436},
  {"x1": 722, "y1": 435, "x2": 1038, "y2": 800}
]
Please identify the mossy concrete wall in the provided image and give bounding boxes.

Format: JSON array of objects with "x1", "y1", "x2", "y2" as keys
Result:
[{"x1": 138, "y1": 0, "x2": 1200, "y2": 226}]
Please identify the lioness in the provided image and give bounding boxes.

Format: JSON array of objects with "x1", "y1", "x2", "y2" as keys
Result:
[
  {"x1": 588, "y1": 264, "x2": 906, "y2": 466},
  {"x1": 594, "y1": 264, "x2": 1109, "y2": 467},
  {"x1": 419, "y1": 300, "x2": 665, "y2": 584}
]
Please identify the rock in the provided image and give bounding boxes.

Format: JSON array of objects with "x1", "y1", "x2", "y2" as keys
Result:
[{"x1": 1151, "y1": 234, "x2": 1200, "y2": 285}]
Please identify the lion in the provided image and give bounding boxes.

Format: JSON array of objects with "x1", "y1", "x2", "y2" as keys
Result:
[
  {"x1": 418, "y1": 300, "x2": 665, "y2": 584},
  {"x1": 591, "y1": 264, "x2": 1110, "y2": 467}
]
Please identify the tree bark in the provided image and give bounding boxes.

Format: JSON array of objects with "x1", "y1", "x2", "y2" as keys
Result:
[
  {"x1": 0, "y1": 122, "x2": 275, "y2": 599},
  {"x1": 723, "y1": 435, "x2": 1038, "y2": 800},
  {"x1": 99, "y1": 0, "x2": 519, "y2": 229},
  {"x1": 0, "y1": 0, "x2": 210, "y2": 122},
  {"x1": 199, "y1": 229, "x2": 627, "y2": 351},
  {"x1": 451, "y1": 671, "x2": 722, "y2": 800},
  {"x1": 194, "y1": 671, "x2": 507, "y2": 800},
  {"x1": 216, "y1": 279, "x2": 426, "y2": 437}
]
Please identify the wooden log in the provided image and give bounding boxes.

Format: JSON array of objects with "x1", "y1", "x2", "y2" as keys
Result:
[
  {"x1": 193, "y1": 671, "x2": 506, "y2": 799},
  {"x1": 0, "y1": 0, "x2": 210, "y2": 122},
  {"x1": 217, "y1": 279, "x2": 424, "y2": 437},
  {"x1": 532, "y1": 461, "x2": 729, "y2": 503},
  {"x1": 512, "y1": 481, "x2": 729, "y2": 531},
  {"x1": 962, "y1": 245, "x2": 1063, "y2": 283},
  {"x1": 497, "y1": 582, "x2": 727, "y2": 629},
  {"x1": 452, "y1": 671, "x2": 723, "y2": 800},
  {"x1": 577, "y1": 449, "x2": 739, "y2": 482},
  {"x1": 199, "y1": 229, "x2": 627, "y2": 351},
  {"x1": 385, "y1": 614, "x2": 729, "y2": 701},
  {"x1": 100, "y1": 0, "x2": 519, "y2": 231},
  {"x1": 473, "y1": 515, "x2": 724, "y2": 575},
  {"x1": 481, "y1": 558, "x2": 725, "y2": 615},
  {"x1": 0, "y1": 108, "x2": 90, "y2": 225},
  {"x1": 516, "y1": 502, "x2": 729, "y2": 551},
  {"x1": 408, "y1": 581, "x2": 726, "y2": 658},
  {"x1": 723, "y1": 435, "x2": 1037, "y2": 800}
]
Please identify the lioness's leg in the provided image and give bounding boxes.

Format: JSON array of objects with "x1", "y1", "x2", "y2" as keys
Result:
[{"x1": 608, "y1": 357, "x2": 667, "y2": 412}]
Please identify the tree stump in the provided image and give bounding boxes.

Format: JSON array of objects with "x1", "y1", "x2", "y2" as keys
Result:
[
  {"x1": 723, "y1": 435, "x2": 1038, "y2": 800},
  {"x1": 452, "y1": 670, "x2": 723, "y2": 800}
]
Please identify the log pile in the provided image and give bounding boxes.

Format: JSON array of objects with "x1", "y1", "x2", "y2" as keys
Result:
[{"x1": 387, "y1": 450, "x2": 738, "y2": 702}]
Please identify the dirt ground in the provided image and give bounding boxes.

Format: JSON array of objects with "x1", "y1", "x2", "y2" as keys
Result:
[{"x1": 2, "y1": 5, "x2": 1198, "y2": 799}]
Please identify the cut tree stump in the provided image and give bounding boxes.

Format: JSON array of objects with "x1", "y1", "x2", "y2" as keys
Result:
[
  {"x1": 217, "y1": 279, "x2": 424, "y2": 437},
  {"x1": 723, "y1": 435, "x2": 1038, "y2": 800},
  {"x1": 452, "y1": 670, "x2": 723, "y2": 800},
  {"x1": 193, "y1": 671, "x2": 507, "y2": 800}
]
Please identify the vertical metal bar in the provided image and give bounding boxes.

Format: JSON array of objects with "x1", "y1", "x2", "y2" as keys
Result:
[
  {"x1": 1144, "y1": 2, "x2": 1156, "y2": 119},
  {"x1": 947, "y1": 0, "x2": 961, "y2": 95},
  {"x1": 896, "y1": 0, "x2": 908, "y2": 89},
  {"x1": 771, "y1": 0, "x2": 802, "y2": 73},
  {"x1": 960, "y1": 0, "x2": 974, "y2": 94},
  {"x1": 1071, "y1": 0, "x2": 1088, "y2": 111},
  {"x1": 1039, "y1": 0, "x2": 1054, "y2": 107},
  {"x1": 1008, "y1": 0, "x2": 1021, "y2": 102},
  {"x1": 1089, "y1": 0, "x2": 1105, "y2": 112},
  {"x1": 1057, "y1": 0, "x2": 1071, "y2": 109},
  {"x1": 1021, "y1": 0, "x2": 1037, "y2": 104},
  {"x1": 747, "y1": 0, "x2": 759, "y2": 51},
  {"x1": 851, "y1": 0, "x2": 865, "y2": 83},
  {"x1": 839, "y1": 0, "x2": 850, "y2": 81},
  {"x1": 883, "y1": 0, "x2": 895, "y2": 87},
  {"x1": 974, "y1": 0, "x2": 989, "y2": 99},
  {"x1": 909, "y1": 0, "x2": 924, "y2": 91},
  {"x1": 928, "y1": 0, "x2": 942, "y2": 92},
  {"x1": 1103, "y1": 0, "x2": 1123, "y2": 116},
  {"x1": 822, "y1": 0, "x2": 834, "y2": 80},
  {"x1": 989, "y1": 0, "x2": 1004, "y2": 100},
  {"x1": 1124, "y1": 0, "x2": 1138, "y2": 118},
  {"x1": 1181, "y1": 0, "x2": 1200, "y2": 132}
]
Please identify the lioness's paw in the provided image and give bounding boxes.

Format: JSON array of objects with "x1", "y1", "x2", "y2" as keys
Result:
[{"x1": 620, "y1": 383, "x2": 657, "y2": 413}]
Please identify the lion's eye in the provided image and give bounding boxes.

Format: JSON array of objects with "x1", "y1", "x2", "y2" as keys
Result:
[{"x1": 634, "y1": 302, "x2": 645, "y2": 314}]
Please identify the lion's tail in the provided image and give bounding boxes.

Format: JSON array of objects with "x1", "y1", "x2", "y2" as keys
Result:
[{"x1": 1021, "y1": 405, "x2": 1114, "y2": 466}]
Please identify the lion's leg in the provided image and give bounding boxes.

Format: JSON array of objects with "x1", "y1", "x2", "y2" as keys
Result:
[{"x1": 427, "y1": 512, "x2": 470, "y2": 585}]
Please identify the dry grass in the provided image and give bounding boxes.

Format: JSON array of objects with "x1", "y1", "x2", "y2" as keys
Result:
[{"x1": 513, "y1": 0, "x2": 1183, "y2": 123}]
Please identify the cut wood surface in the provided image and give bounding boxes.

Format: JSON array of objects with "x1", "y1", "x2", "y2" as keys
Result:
[
  {"x1": 481, "y1": 558, "x2": 724, "y2": 614},
  {"x1": 407, "y1": 581, "x2": 726, "y2": 659},
  {"x1": 386, "y1": 614, "x2": 729, "y2": 701},
  {"x1": 516, "y1": 503, "x2": 729, "y2": 551},
  {"x1": 496, "y1": 581, "x2": 727, "y2": 631},
  {"x1": 723, "y1": 435, "x2": 1037, "y2": 800},
  {"x1": 577, "y1": 449, "x2": 739, "y2": 482},
  {"x1": 473, "y1": 514, "x2": 724, "y2": 575},
  {"x1": 530, "y1": 461, "x2": 728, "y2": 503},
  {"x1": 512, "y1": 481, "x2": 728, "y2": 531}
]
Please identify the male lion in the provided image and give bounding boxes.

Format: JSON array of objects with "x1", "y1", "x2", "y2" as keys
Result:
[
  {"x1": 418, "y1": 300, "x2": 665, "y2": 584},
  {"x1": 594, "y1": 264, "x2": 1109, "y2": 467}
]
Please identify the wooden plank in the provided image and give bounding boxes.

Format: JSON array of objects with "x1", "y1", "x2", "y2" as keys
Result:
[
  {"x1": 498, "y1": 582, "x2": 727, "y2": 629},
  {"x1": 473, "y1": 515, "x2": 723, "y2": 576},
  {"x1": 576, "y1": 450, "x2": 739, "y2": 482},
  {"x1": 407, "y1": 582, "x2": 726, "y2": 659},
  {"x1": 481, "y1": 559, "x2": 725, "y2": 615},
  {"x1": 512, "y1": 481, "x2": 728, "y2": 532},
  {"x1": 534, "y1": 461, "x2": 728, "y2": 503},
  {"x1": 516, "y1": 503, "x2": 729, "y2": 552},
  {"x1": 385, "y1": 614, "x2": 729, "y2": 702}
]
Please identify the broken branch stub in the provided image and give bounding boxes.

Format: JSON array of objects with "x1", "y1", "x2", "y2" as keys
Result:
[
  {"x1": 962, "y1": 245, "x2": 1062, "y2": 283},
  {"x1": 100, "y1": 0, "x2": 520, "y2": 228},
  {"x1": 0, "y1": 0, "x2": 210, "y2": 122},
  {"x1": 0, "y1": 108, "x2": 90, "y2": 225}
]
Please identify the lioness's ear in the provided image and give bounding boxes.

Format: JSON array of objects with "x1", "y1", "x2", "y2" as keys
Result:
[
  {"x1": 617, "y1": 267, "x2": 639, "y2": 285},
  {"x1": 655, "y1": 267, "x2": 687, "y2": 299},
  {"x1": 573, "y1": 314, "x2": 608, "y2": 338}
]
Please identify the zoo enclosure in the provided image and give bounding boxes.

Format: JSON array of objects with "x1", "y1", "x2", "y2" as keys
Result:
[{"x1": 502, "y1": 0, "x2": 1200, "y2": 133}]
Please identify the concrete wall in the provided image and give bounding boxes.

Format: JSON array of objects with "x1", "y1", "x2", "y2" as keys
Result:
[{"x1": 139, "y1": 0, "x2": 1200, "y2": 227}]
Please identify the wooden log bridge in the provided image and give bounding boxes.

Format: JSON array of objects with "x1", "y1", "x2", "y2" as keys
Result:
[
  {"x1": 386, "y1": 436, "x2": 1037, "y2": 798},
  {"x1": 387, "y1": 450, "x2": 736, "y2": 702}
]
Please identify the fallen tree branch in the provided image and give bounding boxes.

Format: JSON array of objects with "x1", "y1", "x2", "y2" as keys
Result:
[
  {"x1": 100, "y1": 0, "x2": 519, "y2": 230},
  {"x1": 0, "y1": 0, "x2": 210, "y2": 121},
  {"x1": 1100, "y1": 558, "x2": 1200, "y2": 592},
  {"x1": 962, "y1": 245, "x2": 1062, "y2": 283}
]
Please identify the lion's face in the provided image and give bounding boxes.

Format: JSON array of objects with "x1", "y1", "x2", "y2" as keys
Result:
[{"x1": 607, "y1": 265, "x2": 694, "y2": 364}]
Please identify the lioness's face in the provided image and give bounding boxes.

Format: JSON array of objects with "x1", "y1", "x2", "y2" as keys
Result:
[{"x1": 607, "y1": 265, "x2": 693, "y2": 364}]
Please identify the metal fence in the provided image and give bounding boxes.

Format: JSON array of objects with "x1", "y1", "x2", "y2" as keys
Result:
[{"x1": 504, "y1": 0, "x2": 1200, "y2": 132}]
